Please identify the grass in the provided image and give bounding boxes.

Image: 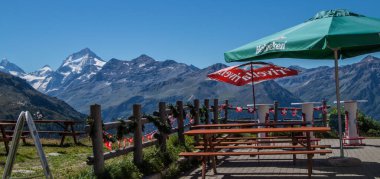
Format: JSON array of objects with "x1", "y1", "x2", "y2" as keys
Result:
[
  {"x1": 0, "y1": 137, "x2": 93, "y2": 178},
  {"x1": 0, "y1": 135, "x2": 197, "y2": 178}
]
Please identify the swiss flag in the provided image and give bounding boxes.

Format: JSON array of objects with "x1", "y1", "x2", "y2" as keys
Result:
[
  {"x1": 248, "y1": 108, "x2": 255, "y2": 113},
  {"x1": 281, "y1": 108, "x2": 287, "y2": 116},
  {"x1": 291, "y1": 108, "x2": 297, "y2": 116}
]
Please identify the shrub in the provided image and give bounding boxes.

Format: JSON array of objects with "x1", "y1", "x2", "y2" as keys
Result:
[
  {"x1": 367, "y1": 129, "x2": 380, "y2": 137},
  {"x1": 327, "y1": 107, "x2": 380, "y2": 137}
]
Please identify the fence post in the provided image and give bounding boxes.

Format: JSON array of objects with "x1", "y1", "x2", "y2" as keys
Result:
[
  {"x1": 177, "y1": 101, "x2": 185, "y2": 145},
  {"x1": 213, "y1": 99, "x2": 219, "y2": 124},
  {"x1": 159, "y1": 102, "x2": 167, "y2": 152},
  {"x1": 322, "y1": 100, "x2": 328, "y2": 127},
  {"x1": 90, "y1": 104, "x2": 104, "y2": 177},
  {"x1": 224, "y1": 100, "x2": 229, "y2": 124},
  {"x1": 194, "y1": 99, "x2": 200, "y2": 143},
  {"x1": 274, "y1": 101, "x2": 279, "y2": 122},
  {"x1": 133, "y1": 104, "x2": 143, "y2": 165},
  {"x1": 204, "y1": 99, "x2": 210, "y2": 124}
]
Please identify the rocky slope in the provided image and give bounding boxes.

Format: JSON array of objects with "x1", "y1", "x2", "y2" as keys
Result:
[{"x1": 0, "y1": 71, "x2": 85, "y2": 120}]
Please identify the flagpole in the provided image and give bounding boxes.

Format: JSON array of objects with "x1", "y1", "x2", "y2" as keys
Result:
[{"x1": 250, "y1": 62, "x2": 256, "y2": 118}]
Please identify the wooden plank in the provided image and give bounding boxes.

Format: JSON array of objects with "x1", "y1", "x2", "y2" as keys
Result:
[
  {"x1": 87, "y1": 139, "x2": 159, "y2": 165},
  {"x1": 194, "y1": 99, "x2": 200, "y2": 143},
  {"x1": 204, "y1": 99, "x2": 210, "y2": 124},
  {"x1": 213, "y1": 99, "x2": 218, "y2": 124},
  {"x1": 90, "y1": 104, "x2": 105, "y2": 177},
  {"x1": 198, "y1": 141, "x2": 259, "y2": 145},
  {"x1": 194, "y1": 145, "x2": 331, "y2": 149},
  {"x1": 133, "y1": 104, "x2": 143, "y2": 165},
  {"x1": 85, "y1": 118, "x2": 148, "y2": 133},
  {"x1": 224, "y1": 100, "x2": 228, "y2": 123},
  {"x1": 179, "y1": 150, "x2": 332, "y2": 156},
  {"x1": 177, "y1": 101, "x2": 185, "y2": 145},
  {"x1": 184, "y1": 127, "x2": 331, "y2": 135},
  {"x1": 192, "y1": 121, "x2": 310, "y2": 128}
]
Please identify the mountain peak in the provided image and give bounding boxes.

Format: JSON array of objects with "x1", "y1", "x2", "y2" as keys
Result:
[
  {"x1": 68, "y1": 48, "x2": 99, "y2": 60},
  {"x1": 39, "y1": 65, "x2": 53, "y2": 72},
  {"x1": 203, "y1": 63, "x2": 229, "y2": 73},
  {"x1": 0, "y1": 58, "x2": 25, "y2": 75},
  {"x1": 288, "y1": 65, "x2": 306, "y2": 72},
  {"x1": 131, "y1": 54, "x2": 155, "y2": 64},
  {"x1": 360, "y1": 55, "x2": 380, "y2": 63},
  {"x1": 1, "y1": 58, "x2": 9, "y2": 65}
]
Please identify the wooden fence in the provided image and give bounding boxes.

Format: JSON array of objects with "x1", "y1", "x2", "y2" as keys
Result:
[{"x1": 86, "y1": 99, "x2": 226, "y2": 177}]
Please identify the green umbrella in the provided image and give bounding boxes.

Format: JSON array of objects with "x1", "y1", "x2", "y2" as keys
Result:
[{"x1": 225, "y1": 9, "x2": 380, "y2": 158}]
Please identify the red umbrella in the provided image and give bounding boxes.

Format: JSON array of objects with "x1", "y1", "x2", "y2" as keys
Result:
[{"x1": 207, "y1": 62, "x2": 298, "y2": 110}]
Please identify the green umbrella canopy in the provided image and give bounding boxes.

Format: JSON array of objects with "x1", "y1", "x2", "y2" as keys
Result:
[{"x1": 224, "y1": 9, "x2": 380, "y2": 62}]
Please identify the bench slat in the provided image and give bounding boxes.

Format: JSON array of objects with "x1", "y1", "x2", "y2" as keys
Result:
[
  {"x1": 179, "y1": 150, "x2": 332, "y2": 156},
  {"x1": 5, "y1": 131, "x2": 85, "y2": 134},
  {"x1": 198, "y1": 141, "x2": 259, "y2": 145},
  {"x1": 212, "y1": 136, "x2": 321, "y2": 141},
  {"x1": 194, "y1": 144, "x2": 330, "y2": 149}
]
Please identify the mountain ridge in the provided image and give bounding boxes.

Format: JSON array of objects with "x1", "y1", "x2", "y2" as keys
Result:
[{"x1": 1, "y1": 49, "x2": 379, "y2": 121}]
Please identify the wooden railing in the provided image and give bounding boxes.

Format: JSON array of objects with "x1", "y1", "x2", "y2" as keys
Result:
[{"x1": 86, "y1": 99, "x2": 228, "y2": 177}]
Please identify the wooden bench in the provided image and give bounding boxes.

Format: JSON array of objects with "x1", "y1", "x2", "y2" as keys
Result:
[
  {"x1": 209, "y1": 136, "x2": 321, "y2": 145},
  {"x1": 182, "y1": 126, "x2": 331, "y2": 179},
  {"x1": 180, "y1": 150, "x2": 332, "y2": 178},
  {"x1": 4, "y1": 130, "x2": 86, "y2": 146},
  {"x1": 343, "y1": 137, "x2": 365, "y2": 146},
  {"x1": 194, "y1": 144, "x2": 331, "y2": 150},
  {"x1": 180, "y1": 150, "x2": 332, "y2": 156}
]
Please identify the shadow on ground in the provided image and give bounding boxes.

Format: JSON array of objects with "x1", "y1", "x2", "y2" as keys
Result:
[{"x1": 182, "y1": 158, "x2": 380, "y2": 179}]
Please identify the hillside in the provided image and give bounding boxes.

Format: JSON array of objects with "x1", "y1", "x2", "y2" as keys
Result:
[{"x1": 0, "y1": 72, "x2": 85, "y2": 120}]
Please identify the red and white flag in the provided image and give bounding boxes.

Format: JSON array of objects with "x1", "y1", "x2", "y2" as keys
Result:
[{"x1": 236, "y1": 107, "x2": 243, "y2": 112}]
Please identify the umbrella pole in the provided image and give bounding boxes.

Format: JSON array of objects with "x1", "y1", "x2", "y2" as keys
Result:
[
  {"x1": 250, "y1": 63, "x2": 256, "y2": 119},
  {"x1": 334, "y1": 49, "x2": 344, "y2": 158}
]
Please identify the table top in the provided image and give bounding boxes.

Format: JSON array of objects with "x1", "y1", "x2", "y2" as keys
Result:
[
  {"x1": 184, "y1": 127, "x2": 331, "y2": 135},
  {"x1": 0, "y1": 120, "x2": 79, "y2": 124},
  {"x1": 33, "y1": 120, "x2": 78, "y2": 123},
  {"x1": 0, "y1": 122, "x2": 17, "y2": 126},
  {"x1": 192, "y1": 121, "x2": 309, "y2": 128}
]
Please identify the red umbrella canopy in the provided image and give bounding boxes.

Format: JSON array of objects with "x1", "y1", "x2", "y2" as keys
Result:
[{"x1": 207, "y1": 62, "x2": 298, "y2": 86}]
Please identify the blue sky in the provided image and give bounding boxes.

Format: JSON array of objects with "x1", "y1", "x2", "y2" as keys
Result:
[{"x1": 1, "y1": 0, "x2": 380, "y2": 72}]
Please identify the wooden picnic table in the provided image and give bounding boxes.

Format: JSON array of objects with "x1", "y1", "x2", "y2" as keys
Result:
[
  {"x1": 0, "y1": 120, "x2": 84, "y2": 152},
  {"x1": 181, "y1": 126, "x2": 331, "y2": 179}
]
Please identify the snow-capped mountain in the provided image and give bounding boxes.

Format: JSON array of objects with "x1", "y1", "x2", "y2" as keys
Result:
[
  {"x1": 32, "y1": 48, "x2": 106, "y2": 94},
  {"x1": 0, "y1": 59, "x2": 26, "y2": 76},
  {"x1": 54, "y1": 55, "x2": 300, "y2": 121},
  {"x1": 22, "y1": 65, "x2": 53, "y2": 89}
]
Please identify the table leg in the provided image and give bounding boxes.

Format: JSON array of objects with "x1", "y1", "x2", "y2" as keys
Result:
[
  {"x1": 60, "y1": 124, "x2": 69, "y2": 146},
  {"x1": 0, "y1": 125, "x2": 9, "y2": 154},
  {"x1": 306, "y1": 131, "x2": 312, "y2": 178},
  {"x1": 292, "y1": 132, "x2": 296, "y2": 165},
  {"x1": 60, "y1": 135, "x2": 66, "y2": 146},
  {"x1": 70, "y1": 124, "x2": 78, "y2": 144},
  {"x1": 202, "y1": 134, "x2": 207, "y2": 179},
  {"x1": 209, "y1": 135, "x2": 217, "y2": 174}
]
